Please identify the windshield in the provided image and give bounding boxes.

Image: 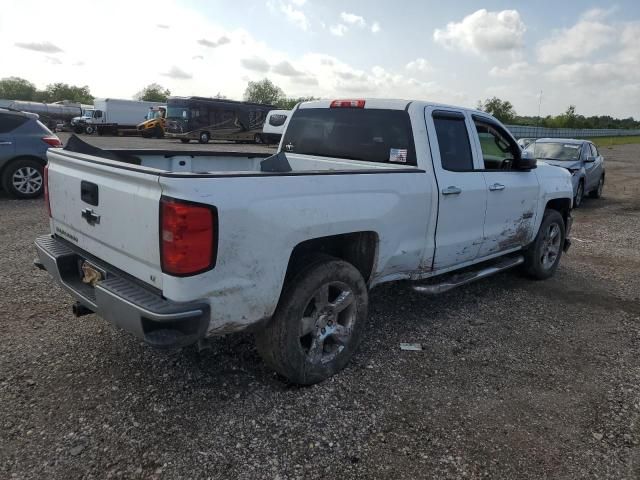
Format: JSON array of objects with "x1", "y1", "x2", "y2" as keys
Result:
[
  {"x1": 83, "y1": 111, "x2": 93, "y2": 118},
  {"x1": 281, "y1": 108, "x2": 417, "y2": 164},
  {"x1": 525, "y1": 142, "x2": 582, "y2": 161},
  {"x1": 146, "y1": 110, "x2": 162, "y2": 120},
  {"x1": 167, "y1": 107, "x2": 189, "y2": 120}
]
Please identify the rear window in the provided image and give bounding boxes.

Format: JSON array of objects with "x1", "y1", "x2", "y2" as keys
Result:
[
  {"x1": 36, "y1": 120, "x2": 54, "y2": 135},
  {"x1": 269, "y1": 114, "x2": 288, "y2": 127},
  {"x1": 0, "y1": 113, "x2": 29, "y2": 133},
  {"x1": 281, "y1": 108, "x2": 417, "y2": 165}
]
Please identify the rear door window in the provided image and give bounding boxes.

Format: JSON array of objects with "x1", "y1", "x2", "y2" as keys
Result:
[
  {"x1": 0, "y1": 113, "x2": 29, "y2": 133},
  {"x1": 281, "y1": 108, "x2": 417, "y2": 165},
  {"x1": 432, "y1": 113, "x2": 473, "y2": 171}
]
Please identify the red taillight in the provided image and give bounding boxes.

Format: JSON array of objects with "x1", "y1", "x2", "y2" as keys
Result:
[
  {"x1": 42, "y1": 136, "x2": 62, "y2": 148},
  {"x1": 160, "y1": 197, "x2": 217, "y2": 276},
  {"x1": 44, "y1": 164, "x2": 51, "y2": 217},
  {"x1": 330, "y1": 99, "x2": 365, "y2": 108}
]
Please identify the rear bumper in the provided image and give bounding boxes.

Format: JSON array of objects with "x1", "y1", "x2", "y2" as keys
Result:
[{"x1": 35, "y1": 234, "x2": 210, "y2": 348}]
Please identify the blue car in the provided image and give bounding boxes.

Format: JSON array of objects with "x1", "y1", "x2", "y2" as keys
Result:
[
  {"x1": 524, "y1": 138, "x2": 605, "y2": 207},
  {"x1": 0, "y1": 108, "x2": 62, "y2": 199}
]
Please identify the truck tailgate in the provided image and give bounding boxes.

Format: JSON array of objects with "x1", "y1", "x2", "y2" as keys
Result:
[{"x1": 47, "y1": 149, "x2": 164, "y2": 290}]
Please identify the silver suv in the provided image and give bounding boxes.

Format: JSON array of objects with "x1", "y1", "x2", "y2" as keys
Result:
[{"x1": 0, "y1": 108, "x2": 62, "y2": 199}]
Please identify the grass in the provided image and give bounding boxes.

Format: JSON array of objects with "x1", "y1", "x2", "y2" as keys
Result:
[{"x1": 584, "y1": 136, "x2": 640, "y2": 148}]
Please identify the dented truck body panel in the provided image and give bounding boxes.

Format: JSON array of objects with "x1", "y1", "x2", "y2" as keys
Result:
[{"x1": 38, "y1": 98, "x2": 574, "y2": 346}]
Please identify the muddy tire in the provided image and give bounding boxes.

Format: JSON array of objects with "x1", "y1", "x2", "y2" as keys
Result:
[
  {"x1": 255, "y1": 256, "x2": 368, "y2": 385},
  {"x1": 589, "y1": 175, "x2": 604, "y2": 199},
  {"x1": 522, "y1": 209, "x2": 565, "y2": 280}
]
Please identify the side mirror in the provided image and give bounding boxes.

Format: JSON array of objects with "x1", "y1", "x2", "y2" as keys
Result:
[
  {"x1": 515, "y1": 150, "x2": 537, "y2": 170},
  {"x1": 585, "y1": 156, "x2": 596, "y2": 163}
]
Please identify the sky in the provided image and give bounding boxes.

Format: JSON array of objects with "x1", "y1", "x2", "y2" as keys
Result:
[{"x1": 1, "y1": 0, "x2": 639, "y2": 118}]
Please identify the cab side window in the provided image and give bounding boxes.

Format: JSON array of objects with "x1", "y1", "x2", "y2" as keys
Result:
[
  {"x1": 432, "y1": 112, "x2": 473, "y2": 171},
  {"x1": 473, "y1": 118, "x2": 519, "y2": 170},
  {"x1": 590, "y1": 143, "x2": 599, "y2": 157}
]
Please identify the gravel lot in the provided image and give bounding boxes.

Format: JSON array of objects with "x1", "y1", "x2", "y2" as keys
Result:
[{"x1": 1, "y1": 137, "x2": 639, "y2": 479}]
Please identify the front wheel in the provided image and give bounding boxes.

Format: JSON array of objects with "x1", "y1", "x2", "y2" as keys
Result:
[
  {"x1": 522, "y1": 209, "x2": 566, "y2": 280},
  {"x1": 199, "y1": 132, "x2": 210, "y2": 144},
  {"x1": 589, "y1": 176, "x2": 604, "y2": 199},
  {"x1": 180, "y1": 138, "x2": 190, "y2": 144},
  {"x1": 574, "y1": 180, "x2": 584, "y2": 208},
  {"x1": 255, "y1": 257, "x2": 368, "y2": 385},
  {"x1": 254, "y1": 133, "x2": 263, "y2": 144},
  {"x1": 154, "y1": 125, "x2": 164, "y2": 139},
  {"x1": 85, "y1": 125, "x2": 95, "y2": 135}
]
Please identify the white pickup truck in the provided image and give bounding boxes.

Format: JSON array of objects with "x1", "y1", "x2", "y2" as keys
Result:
[{"x1": 35, "y1": 99, "x2": 574, "y2": 384}]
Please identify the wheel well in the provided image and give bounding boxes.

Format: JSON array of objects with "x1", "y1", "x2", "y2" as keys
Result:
[
  {"x1": 285, "y1": 232, "x2": 379, "y2": 284},
  {"x1": 0, "y1": 155, "x2": 46, "y2": 177},
  {"x1": 545, "y1": 198, "x2": 572, "y2": 226}
]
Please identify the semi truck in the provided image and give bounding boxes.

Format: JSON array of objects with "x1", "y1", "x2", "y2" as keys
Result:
[
  {"x1": 85, "y1": 98, "x2": 165, "y2": 136},
  {"x1": 5, "y1": 100, "x2": 82, "y2": 130}
]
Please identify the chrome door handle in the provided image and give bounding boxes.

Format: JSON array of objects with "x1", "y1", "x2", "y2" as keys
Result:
[
  {"x1": 442, "y1": 186, "x2": 462, "y2": 195},
  {"x1": 0, "y1": 141, "x2": 12, "y2": 145},
  {"x1": 489, "y1": 183, "x2": 505, "y2": 191}
]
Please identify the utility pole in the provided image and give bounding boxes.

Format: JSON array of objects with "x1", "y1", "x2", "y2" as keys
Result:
[{"x1": 535, "y1": 90, "x2": 543, "y2": 139}]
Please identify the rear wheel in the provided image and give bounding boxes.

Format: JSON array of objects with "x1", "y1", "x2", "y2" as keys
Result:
[
  {"x1": 180, "y1": 138, "x2": 190, "y2": 144},
  {"x1": 199, "y1": 132, "x2": 210, "y2": 144},
  {"x1": 254, "y1": 133, "x2": 264, "y2": 144},
  {"x1": 255, "y1": 257, "x2": 368, "y2": 385},
  {"x1": 522, "y1": 209, "x2": 565, "y2": 280},
  {"x1": 85, "y1": 125, "x2": 95, "y2": 135},
  {"x1": 1, "y1": 158, "x2": 44, "y2": 199},
  {"x1": 589, "y1": 176, "x2": 604, "y2": 199}
]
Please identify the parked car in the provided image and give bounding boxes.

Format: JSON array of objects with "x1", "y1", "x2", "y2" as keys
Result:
[
  {"x1": 0, "y1": 108, "x2": 62, "y2": 199},
  {"x1": 262, "y1": 109, "x2": 291, "y2": 144},
  {"x1": 35, "y1": 99, "x2": 574, "y2": 384},
  {"x1": 517, "y1": 137, "x2": 536, "y2": 149},
  {"x1": 524, "y1": 138, "x2": 605, "y2": 207}
]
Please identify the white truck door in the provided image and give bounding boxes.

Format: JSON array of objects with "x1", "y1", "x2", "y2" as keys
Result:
[
  {"x1": 470, "y1": 115, "x2": 539, "y2": 257},
  {"x1": 425, "y1": 107, "x2": 487, "y2": 270}
]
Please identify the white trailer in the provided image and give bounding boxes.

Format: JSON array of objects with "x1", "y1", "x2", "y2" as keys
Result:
[{"x1": 87, "y1": 98, "x2": 164, "y2": 135}]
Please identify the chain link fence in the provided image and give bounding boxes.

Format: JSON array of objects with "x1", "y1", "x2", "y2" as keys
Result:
[{"x1": 506, "y1": 125, "x2": 640, "y2": 139}]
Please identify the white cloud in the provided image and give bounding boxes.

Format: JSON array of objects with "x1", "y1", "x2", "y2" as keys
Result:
[
  {"x1": 340, "y1": 12, "x2": 366, "y2": 28},
  {"x1": 406, "y1": 58, "x2": 432, "y2": 73},
  {"x1": 290, "y1": 0, "x2": 306, "y2": 5},
  {"x1": 537, "y1": 14, "x2": 614, "y2": 64},
  {"x1": 14, "y1": 41, "x2": 63, "y2": 53},
  {"x1": 272, "y1": 60, "x2": 304, "y2": 77},
  {"x1": 161, "y1": 66, "x2": 192, "y2": 79},
  {"x1": 279, "y1": 2, "x2": 309, "y2": 31},
  {"x1": 489, "y1": 62, "x2": 534, "y2": 78},
  {"x1": 329, "y1": 24, "x2": 348, "y2": 36},
  {"x1": 241, "y1": 57, "x2": 271, "y2": 73},
  {"x1": 371, "y1": 22, "x2": 380, "y2": 34},
  {"x1": 433, "y1": 9, "x2": 526, "y2": 54}
]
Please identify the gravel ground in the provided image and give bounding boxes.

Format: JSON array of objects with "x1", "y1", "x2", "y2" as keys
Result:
[{"x1": 1, "y1": 139, "x2": 639, "y2": 479}]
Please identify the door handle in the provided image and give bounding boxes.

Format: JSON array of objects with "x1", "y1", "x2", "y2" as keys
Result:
[
  {"x1": 0, "y1": 141, "x2": 12, "y2": 145},
  {"x1": 489, "y1": 183, "x2": 505, "y2": 191},
  {"x1": 442, "y1": 186, "x2": 462, "y2": 195}
]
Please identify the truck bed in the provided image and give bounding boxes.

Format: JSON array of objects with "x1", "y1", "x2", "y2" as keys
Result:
[{"x1": 63, "y1": 135, "x2": 419, "y2": 176}]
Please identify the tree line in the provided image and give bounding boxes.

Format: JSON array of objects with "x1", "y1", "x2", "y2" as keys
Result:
[{"x1": 477, "y1": 97, "x2": 640, "y2": 130}]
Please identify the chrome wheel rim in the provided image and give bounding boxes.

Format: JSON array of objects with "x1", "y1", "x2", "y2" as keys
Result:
[
  {"x1": 540, "y1": 223, "x2": 562, "y2": 270},
  {"x1": 200, "y1": 133, "x2": 208, "y2": 142},
  {"x1": 299, "y1": 281, "x2": 357, "y2": 365},
  {"x1": 12, "y1": 167, "x2": 42, "y2": 194}
]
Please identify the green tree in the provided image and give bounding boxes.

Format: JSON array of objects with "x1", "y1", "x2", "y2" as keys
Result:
[
  {"x1": 0, "y1": 77, "x2": 37, "y2": 100},
  {"x1": 243, "y1": 79, "x2": 285, "y2": 105},
  {"x1": 40, "y1": 83, "x2": 94, "y2": 104},
  {"x1": 277, "y1": 96, "x2": 318, "y2": 110},
  {"x1": 135, "y1": 83, "x2": 171, "y2": 102},
  {"x1": 478, "y1": 96, "x2": 517, "y2": 123}
]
